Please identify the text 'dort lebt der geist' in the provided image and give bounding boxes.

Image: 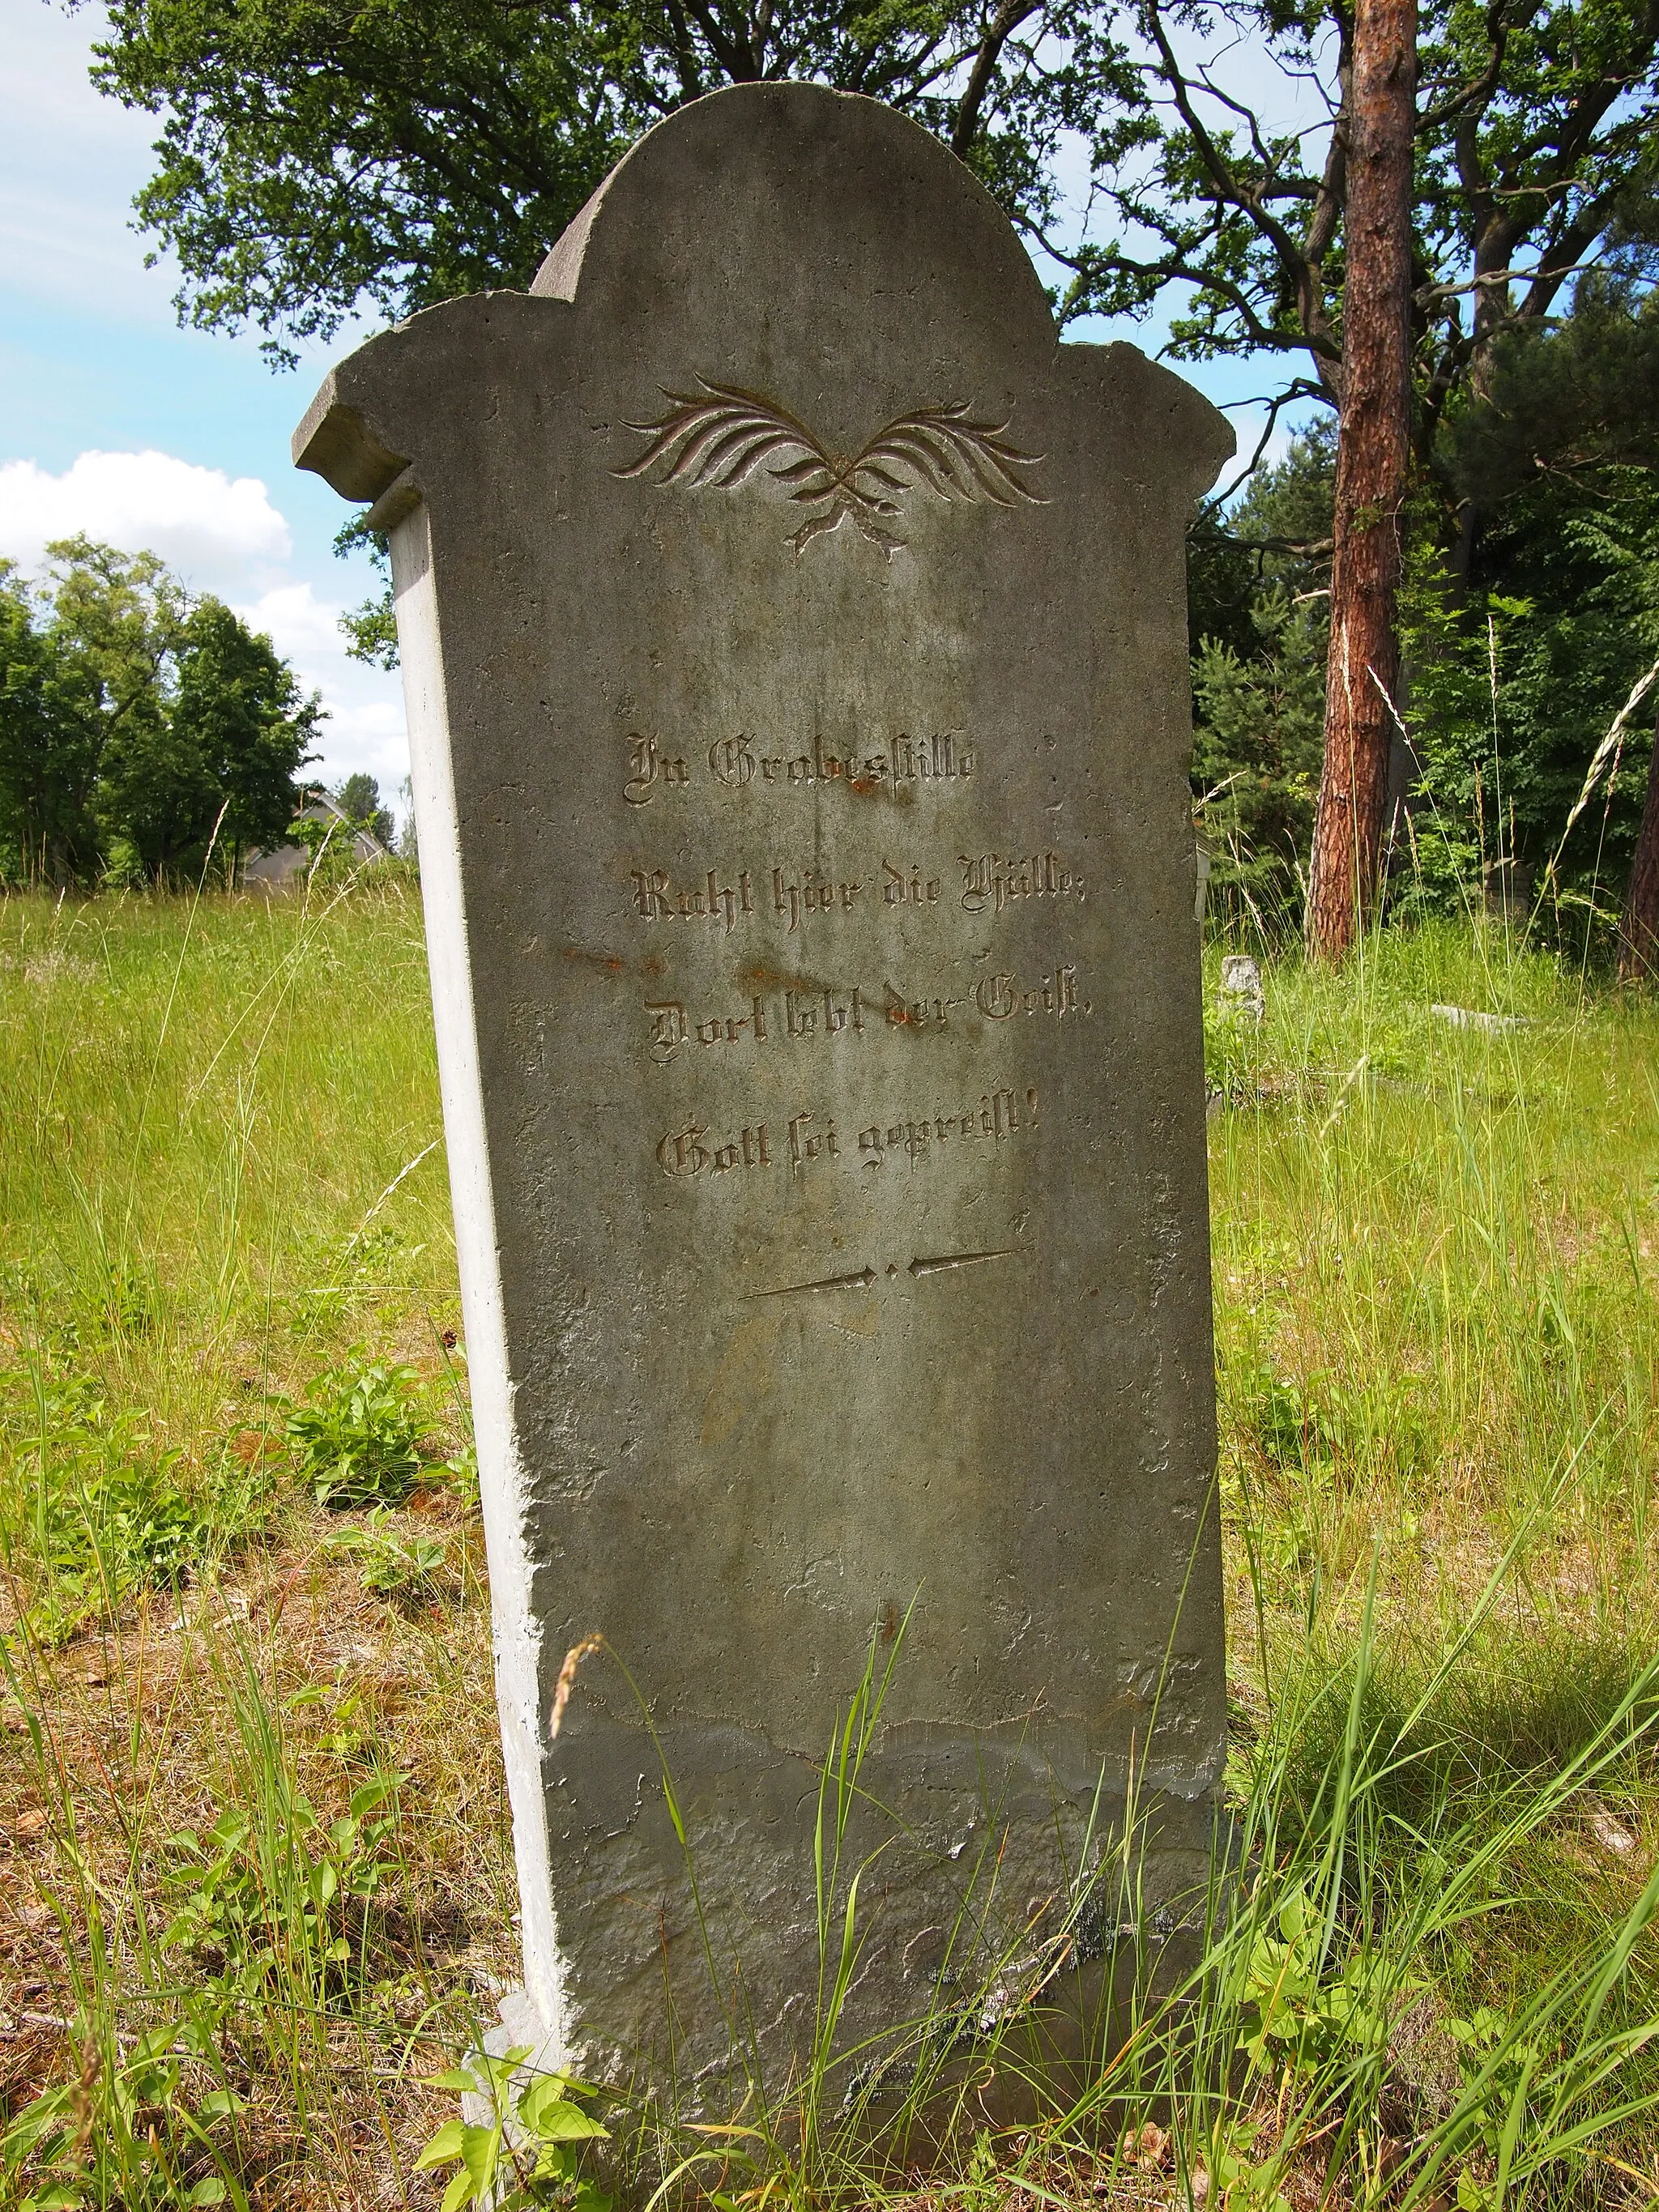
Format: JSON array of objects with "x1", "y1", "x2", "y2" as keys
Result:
[{"x1": 645, "y1": 966, "x2": 1089, "y2": 1061}]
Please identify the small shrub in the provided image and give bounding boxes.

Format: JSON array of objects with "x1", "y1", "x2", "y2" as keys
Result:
[
  {"x1": 34, "y1": 1455, "x2": 190, "y2": 1605},
  {"x1": 442, "y1": 1441, "x2": 480, "y2": 1504},
  {"x1": 1203, "y1": 990, "x2": 1282, "y2": 1102},
  {"x1": 160, "y1": 1776, "x2": 401, "y2": 2007},
  {"x1": 81, "y1": 1256, "x2": 156, "y2": 1340},
  {"x1": 1236, "y1": 1886, "x2": 1397, "y2": 2083},
  {"x1": 288, "y1": 1676, "x2": 378, "y2": 1765},
  {"x1": 286, "y1": 1362, "x2": 424, "y2": 1507},
  {"x1": 0, "y1": 2008, "x2": 244, "y2": 2212},
  {"x1": 6, "y1": 1376, "x2": 212, "y2": 1636},
  {"x1": 1197, "y1": 2129, "x2": 1295, "y2": 2212},
  {"x1": 324, "y1": 1504, "x2": 448, "y2": 1597},
  {"x1": 416, "y1": 2053, "x2": 612, "y2": 2212},
  {"x1": 1241, "y1": 1363, "x2": 1354, "y2": 1468}
]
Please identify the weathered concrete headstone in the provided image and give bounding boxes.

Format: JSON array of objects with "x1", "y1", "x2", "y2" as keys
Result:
[{"x1": 296, "y1": 83, "x2": 1231, "y2": 2104}]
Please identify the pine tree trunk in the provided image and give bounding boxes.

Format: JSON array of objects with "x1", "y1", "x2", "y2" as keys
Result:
[
  {"x1": 1305, "y1": 0, "x2": 1418, "y2": 961},
  {"x1": 1618, "y1": 709, "x2": 1659, "y2": 983}
]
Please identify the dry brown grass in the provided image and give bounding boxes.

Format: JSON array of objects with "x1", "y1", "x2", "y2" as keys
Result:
[{"x1": 1, "y1": 1485, "x2": 519, "y2": 2207}]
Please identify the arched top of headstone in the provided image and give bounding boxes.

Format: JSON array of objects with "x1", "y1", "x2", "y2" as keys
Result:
[
  {"x1": 529, "y1": 83, "x2": 1056, "y2": 367},
  {"x1": 294, "y1": 80, "x2": 1230, "y2": 524}
]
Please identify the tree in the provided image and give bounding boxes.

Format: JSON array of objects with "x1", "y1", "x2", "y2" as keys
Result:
[
  {"x1": 1189, "y1": 426, "x2": 1333, "y2": 927},
  {"x1": 1052, "y1": 0, "x2": 1659, "y2": 949},
  {"x1": 0, "y1": 565, "x2": 69, "y2": 881},
  {"x1": 1404, "y1": 472, "x2": 1659, "y2": 890},
  {"x1": 1194, "y1": 288, "x2": 1659, "y2": 950},
  {"x1": 1304, "y1": 0, "x2": 1416, "y2": 957},
  {"x1": 90, "y1": 0, "x2": 1136, "y2": 366},
  {"x1": 1620, "y1": 709, "x2": 1659, "y2": 979},
  {"x1": 156, "y1": 599, "x2": 322, "y2": 872},
  {"x1": 96, "y1": 0, "x2": 1659, "y2": 391},
  {"x1": 335, "y1": 772, "x2": 394, "y2": 846},
  {"x1": 90, "y1": 0, "x2": 1659, "y2": 946},
  {"x1": 1, "y1": 541, "x2": 181, "y2": 883},
  {"x1": 0, "y1": 540, "x2": 320, "y2": 886},
  {"x1": 1447, "y1": 262, "x2": 1659, "y2": 496},
  {"x1": 1443, "y1": 285, "x2": 1659, "y2": 962},
  {"x1": 334, "y1": 515, "x2": 399, "y2": 671},
  {"x1": 1053, "y1": 0, "x2": 1659, "y2": 475}
]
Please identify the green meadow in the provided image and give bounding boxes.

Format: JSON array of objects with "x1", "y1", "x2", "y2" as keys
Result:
[{"x1": 2, "y1": 878, "x2": 1659, "y2": 2210}]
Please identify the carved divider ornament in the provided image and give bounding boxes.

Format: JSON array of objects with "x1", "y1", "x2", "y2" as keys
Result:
[{"x1": 615, "y1": 378, "x2": 1046, "y2": 553}]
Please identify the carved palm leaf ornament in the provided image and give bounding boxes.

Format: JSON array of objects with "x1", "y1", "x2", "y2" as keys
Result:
[{"x1": 615, "y1": 379, "x2": 1045, "y2": 554}]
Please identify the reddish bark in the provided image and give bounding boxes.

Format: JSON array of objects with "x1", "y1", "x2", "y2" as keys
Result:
[
  {"x1": 1306, "y1": 0, "x2": 1418, "y2": 961},
  {"x1": 1618, "y1": 709, "x2": 1659, "y2": 984}
]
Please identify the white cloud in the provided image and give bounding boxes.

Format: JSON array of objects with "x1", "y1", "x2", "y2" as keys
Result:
[
  {"x1": 238, "y1": 580, "x2": 349, "y2": 661},
  {"x1": 312, "y1": 699, "x2": 412, "y2": 795},
  {"x1": 234, "y1": 582, "x2": 409, "y2": 800},
  {"x1": 0, "y1": 449, "x2": 292, "y2": 588}
]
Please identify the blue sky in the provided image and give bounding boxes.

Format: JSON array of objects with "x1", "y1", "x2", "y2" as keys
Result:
[
  {"x1": 2, "y1": 2, "x2": 406, "y2": 799},
  {"x1": 2, "y1": 2, "x2": 1316, "y2": 814}
]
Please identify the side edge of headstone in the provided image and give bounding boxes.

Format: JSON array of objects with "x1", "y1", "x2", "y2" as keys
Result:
[
  {"x1": 1054, "y1": 334, "x2": 1230, "y2": 1802},
  {"x1": 382, "y1": 498, "x2": 574, "y2": 2065},
  {"x1": 290, "y1": 367, "x2": 409, "y2": 501},
  {"x1": 530, "y1": 181, "x2": 608, "y2": 301},
  {"x1": 294, "y1": 296, "x2": 572, "y2": 504},
  {"x1": 292, "y1": 313, "x2": 579, "y2": 2067}
]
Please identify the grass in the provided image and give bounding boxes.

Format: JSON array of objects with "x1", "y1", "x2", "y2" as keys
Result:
[
  {"x1": 2, "y1": 875, "x2": 1658, "y2": 2208},
  {"x1": 0, "y1": 878, "x2": 508, "y2": 2208}
]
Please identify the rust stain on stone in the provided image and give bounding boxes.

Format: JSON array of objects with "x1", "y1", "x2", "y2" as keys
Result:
[{"x1": 561, "y1": 944, "x2": 629, "y2": 976}]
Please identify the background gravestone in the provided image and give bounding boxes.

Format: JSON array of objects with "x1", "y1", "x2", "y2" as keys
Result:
[{"x1": 296, "y1": 82, "x2": 1231, "y2": 2103}]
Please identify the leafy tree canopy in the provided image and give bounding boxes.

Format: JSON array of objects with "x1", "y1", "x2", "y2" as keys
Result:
[
  {"x1": 89, "y1": 0, "x2": 1135, "y2": 366},
  {"x1": 1192, "y1": 285, "x2": 1659, "y2": 935},
  {"x1": 79, "y1": 0, "x2": 1659, "y2": 942},
  {"x1": 1411, "y1": 284, "x2": 1659, "y2": 890},
  {"x1": 0, "y1": 539, "x2": 321, "y2": 885},
  {"x1": 334, "y1": 772, "x2": 395, "y2": 846},
  {"x1": 1188, "y1": 425, "x2": 1334, "y2": 923},
  {"x1": 86, "y1": 0, "x2": 1659, "y2": 491},
  {"x1": 1056, "y1": 0, "x2": 1659, "y2": 491},
  {"x1": 1447, "y1": 271, "x2": 1659, "y2": 504}
]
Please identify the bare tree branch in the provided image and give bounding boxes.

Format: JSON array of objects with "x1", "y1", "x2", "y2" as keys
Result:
[{"x1": 951, "y1": 0, "x2": 1043, "y2": 154}]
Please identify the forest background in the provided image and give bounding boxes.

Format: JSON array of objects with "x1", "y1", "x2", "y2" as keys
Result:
[{"x1": 3, "y1": 0, "x2": 1659, "y2": 947}]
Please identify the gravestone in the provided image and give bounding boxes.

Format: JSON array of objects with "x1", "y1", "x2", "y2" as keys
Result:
[
  {"x1": 295, "y1": 82, "x2": 1231, "y2": 2105},
  {"x1": 1219, "y1": 955, "x2": 1266, "y2": 1024}
]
